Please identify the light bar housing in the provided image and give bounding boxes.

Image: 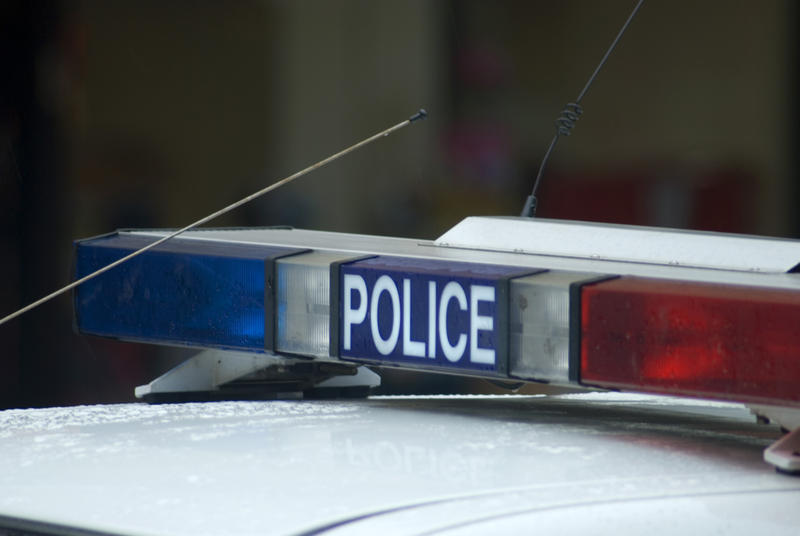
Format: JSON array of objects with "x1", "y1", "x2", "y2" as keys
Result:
[{"x1": 72, "y1": 221, "x2": 800, "y2": 410}]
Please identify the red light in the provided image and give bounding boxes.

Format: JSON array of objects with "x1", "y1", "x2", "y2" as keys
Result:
[{"x1": 580, "y1": 277, "x2": 800, "y2": 407}]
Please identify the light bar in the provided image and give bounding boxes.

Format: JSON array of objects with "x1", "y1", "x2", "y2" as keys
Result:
[
  {"x1": 580, "y1": 277, "x2": 800, "y2": 407},
  {"x1": 70, "y1": 224, "x2": 800, "y2": 473},
  {"x1": 72, "y1": 227, "x2": 800, "y2": 410},
  {"x1": 74, "y1": 233, "x2": 304, "y2": 352}
]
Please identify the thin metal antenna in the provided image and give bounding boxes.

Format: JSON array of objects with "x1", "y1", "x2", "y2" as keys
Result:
[
  {"x1": 521, "y1": 0, "x2": 644, "y2": 217},
  {"x1": 0, "y1": 109, "x2": 428, "y2": 327}
]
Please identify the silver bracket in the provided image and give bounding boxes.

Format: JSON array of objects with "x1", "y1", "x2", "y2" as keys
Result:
[
  {"x1": 748, "y1": 404, "x2": 800, "y2": 474},
  {"x1": 749, "y1": 404, "x2": 800, "y2": 431},
  {"x1": 135, "y1": 349, "x2": 380, "y2": 403},
  {"x1": 764, "y1": 427, "x2": 800, "y2": 475}
]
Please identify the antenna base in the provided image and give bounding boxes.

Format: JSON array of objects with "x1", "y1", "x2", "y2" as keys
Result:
[{"x1": 521, "y1": 195, "x2": 537, "y2": 218}]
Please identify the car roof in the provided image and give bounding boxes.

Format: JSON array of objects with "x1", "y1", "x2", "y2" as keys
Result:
[{"x1": 1, "y1": 392, "x2": 799, "y2": 535}]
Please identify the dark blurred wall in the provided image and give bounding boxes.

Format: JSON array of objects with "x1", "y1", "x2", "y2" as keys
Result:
[
  {"x1": 1, "y1": 1, "x2": 798, "y2": 407},
  {"x1": 1, "y1": 1, "x2": 72, "y2": 408},
  {"x1": 443, "y1": 1, "x2": 795, "y2": 235}
]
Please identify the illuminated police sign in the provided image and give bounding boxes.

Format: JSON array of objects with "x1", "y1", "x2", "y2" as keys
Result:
[{"x1": 338, "y1": 256, "x2": 538, "y2": 376}]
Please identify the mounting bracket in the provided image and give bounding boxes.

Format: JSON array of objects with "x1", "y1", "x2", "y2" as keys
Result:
[
  {"x1": 134, "y1": 349, "x2": 380, "y2": 403},
  {"x1": 764, "y1": 428, "x2": 800, "y2": 475}
]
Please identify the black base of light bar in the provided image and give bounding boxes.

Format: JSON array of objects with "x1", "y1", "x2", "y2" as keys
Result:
[
  {"x1": 140, "y1": 384, "x2": 372, "y2": 404},
  {"x1": 132, "y1": 349, "x2": 382, "y2": 403}
]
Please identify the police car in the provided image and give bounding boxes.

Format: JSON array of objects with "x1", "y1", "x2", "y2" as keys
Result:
[{"x1": 2, "y1": 216, "x2": 800, "y2": 534}]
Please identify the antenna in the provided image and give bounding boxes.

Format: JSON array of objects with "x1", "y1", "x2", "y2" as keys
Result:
[
  {"x1": 520, "y1": 0, "x2": 645, "y2": 217},
  {"x1": 0, "y1": 109, "x2": 428, "y2": 327}
]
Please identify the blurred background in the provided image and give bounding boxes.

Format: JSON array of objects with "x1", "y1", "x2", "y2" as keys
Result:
[{"x1": 1, "y1": 0, "x2": 797, "y2": 408}]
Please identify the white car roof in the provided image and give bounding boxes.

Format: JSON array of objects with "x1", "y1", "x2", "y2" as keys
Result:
[{"x1": 1, "y1": 392, "x2": 799, "y2": 535}]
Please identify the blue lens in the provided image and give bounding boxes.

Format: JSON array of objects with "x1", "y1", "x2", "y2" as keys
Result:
[{"x1": 74, "y1": 233, "x2": 297, "y2": 352}]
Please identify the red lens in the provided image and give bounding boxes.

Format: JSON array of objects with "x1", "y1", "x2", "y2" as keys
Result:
[{"x1": 580, "y1": 277, "x2": 800, "y2": 407}]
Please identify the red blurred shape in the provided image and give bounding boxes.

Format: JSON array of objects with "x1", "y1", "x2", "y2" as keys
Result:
[
  {"x1": 537, "y1": 166, "x2": 754, "y2": 233},
  {"x1": 580, "y1": 277, "x2": 800, "y2": 407}
]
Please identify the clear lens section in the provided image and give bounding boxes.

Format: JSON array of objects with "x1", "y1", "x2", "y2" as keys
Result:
[
  {"x1": 276, "y1": 251, "x2": 354, "y2": 357},
  {"x1": 509, "y1": 271, "x2": 600, "y2": 384}
]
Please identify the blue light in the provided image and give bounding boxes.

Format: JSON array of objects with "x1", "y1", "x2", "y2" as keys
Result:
[{"x1": 74, "y1": 233, "x2": 298, "y2": 352}]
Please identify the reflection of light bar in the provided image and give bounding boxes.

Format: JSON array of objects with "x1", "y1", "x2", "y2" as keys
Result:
[{"x1": 73, "y1": 223, "x2": 800, "y2": 408}]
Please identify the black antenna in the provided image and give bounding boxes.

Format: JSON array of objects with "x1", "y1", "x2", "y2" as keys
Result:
[{"x1": 521, "y1": 0, "x2": 645, "y2": 217}]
